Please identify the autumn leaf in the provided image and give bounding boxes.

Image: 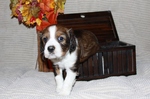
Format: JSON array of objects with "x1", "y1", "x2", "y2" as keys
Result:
[
  {"x1": 10, "y1": 0, "x2": 18, "y2": 9},
  {"x1": 39, "y1": 0, "x2": 55, "y2": 13},
  {"x1": 31, "y1": 6, "x2": 40, "y2": 18},
  {"x1": 10, "y1": 0, "x2": 19, "y2": 16},
  {"x1": 36, "y1": 18, "x2": 42, "y2": 26},
  {"x1": 55, "y1": 0, "x2": 66, "y2": 13},
  {"x1": 46, "y1": 10, "x2": 57, "y2": 24},
  {"x1": 36, "y1": 20, "x2": 51, "y2": 31},
  {"x1": 22, "y1": 0, "x2": 32, "y2": 4}
]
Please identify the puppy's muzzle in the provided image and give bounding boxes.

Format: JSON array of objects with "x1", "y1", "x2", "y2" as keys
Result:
[{"x1": 48, "y1": 46, "x2": 55, "y2": 53}]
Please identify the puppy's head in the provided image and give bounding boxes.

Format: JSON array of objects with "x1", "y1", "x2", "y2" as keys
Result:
[{"x1": 41, "y1": 25, "x2": 76, "y2": 61}]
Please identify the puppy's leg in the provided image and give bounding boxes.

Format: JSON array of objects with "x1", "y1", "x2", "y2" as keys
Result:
[
  {"x1": 54, "y1": 66, "x2": 64, "y2": 93},
  {"x1": 59, "y1": 69, "x2": 76, "y2": 95}
]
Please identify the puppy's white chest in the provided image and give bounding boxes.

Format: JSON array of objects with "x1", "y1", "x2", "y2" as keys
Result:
[{"x1": 56, "y1": 51, "x2": 77, "y2": 69}]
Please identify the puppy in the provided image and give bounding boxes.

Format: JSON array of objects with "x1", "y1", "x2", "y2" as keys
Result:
[{"x1": 41, "y1": 24, "x2": 99, "y2": 95}]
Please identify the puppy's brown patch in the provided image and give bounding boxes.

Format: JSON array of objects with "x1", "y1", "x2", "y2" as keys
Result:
[
  {"x1": 55, "y1": 25, "x2": 70, "y2": 56},
  {"x1": 41, "y1": 27, "x2": 50, "y2": 44},
  {"x1": 53, "y1": 65, "x2": 60, "y2": 76},
  {"x1": 74, "y1": 30, "x2": 100, "y2": 63}
]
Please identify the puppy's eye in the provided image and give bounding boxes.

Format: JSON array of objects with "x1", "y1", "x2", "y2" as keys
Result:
[
  {"x1": 58, "y1": 36, "x2": 64, "y2": 42},
  {"x1": 42, "y1": 37, "x2": 48, "y2": 43}
]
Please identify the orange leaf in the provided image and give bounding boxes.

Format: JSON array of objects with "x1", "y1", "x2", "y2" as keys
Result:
[
  {"x1": 36, "y1": 20, "x2": 51, "y2": 32},
  {"x1": 39, "y1": 0, "x2": 55, "y2": 12},
  {"x1": 46, "y1": 10, "x2": 58, "y2": 24}
]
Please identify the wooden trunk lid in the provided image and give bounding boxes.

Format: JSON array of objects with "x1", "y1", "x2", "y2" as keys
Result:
[{"x1": 57, "y1": 11, "x2": 119, "y2": 43}]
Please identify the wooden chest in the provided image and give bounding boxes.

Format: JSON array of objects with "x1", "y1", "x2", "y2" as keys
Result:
[{"x1": 57, "y1": 11, "x2": 136, "y2": 81}]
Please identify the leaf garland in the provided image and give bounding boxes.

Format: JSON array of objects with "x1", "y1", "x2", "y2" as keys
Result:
[{"x1": 10, "y1": 0, "x2": 66, "y2": 31}]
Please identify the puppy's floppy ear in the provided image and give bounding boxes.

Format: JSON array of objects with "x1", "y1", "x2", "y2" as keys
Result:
[{"x1": 68, "y1": 29, "x2": 77, "y2": 54}]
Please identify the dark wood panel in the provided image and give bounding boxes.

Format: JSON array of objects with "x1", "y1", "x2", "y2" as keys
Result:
[{"x1": 57, "y1": 11, "x2": 119, "y2": 43}]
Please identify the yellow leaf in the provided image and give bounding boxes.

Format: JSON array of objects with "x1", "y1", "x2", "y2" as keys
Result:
[
  {"x1": 55, "y1": 0, "x2": 66, "y2": 13},
  {"x1": 36, "y1": 18, "x2": 42, "y2": 26},
  {"x1": 31, "y1": 7, "x2": 40, "y2": 17},
  {"x1": 23, "y1": 17, "x2": 27, "y2": 22},
  {"x1": 11, "y1": 6, "x2": 18, "y2": 16},
  {"x1": 20, "y1": 5, "x2": 30, "y2": 17},
  {"x1": 22, "y1": 0, "x2": 31, "y2": 4},
  {"x1": 57, "y1": 0, "x2": 66, "y2": 9}
]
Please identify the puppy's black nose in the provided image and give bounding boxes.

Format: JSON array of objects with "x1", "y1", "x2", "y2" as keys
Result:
[{"x1": 47, "y1": 46, "x2": 55, "y2": 53}]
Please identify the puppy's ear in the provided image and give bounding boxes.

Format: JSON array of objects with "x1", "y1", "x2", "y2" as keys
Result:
[{"x1": 68, "y1": 29, "x2": 77, "y2": 54}]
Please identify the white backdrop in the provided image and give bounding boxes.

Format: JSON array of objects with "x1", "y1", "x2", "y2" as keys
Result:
[{"x1": 0, "y1": 1, "x2": 37, "y2": 69}]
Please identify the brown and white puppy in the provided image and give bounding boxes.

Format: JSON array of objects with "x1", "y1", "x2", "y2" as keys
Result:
[{"x1": 41, "y1": 25, "x2": 99, "y2": 95}]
